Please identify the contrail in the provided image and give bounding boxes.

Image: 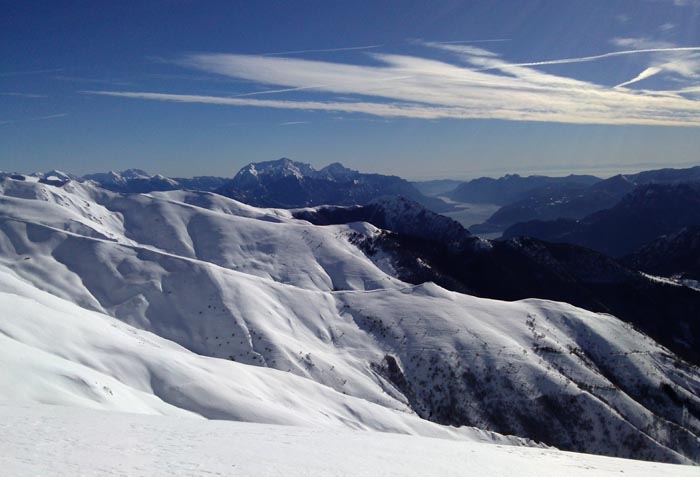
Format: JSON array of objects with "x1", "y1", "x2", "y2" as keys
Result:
[
  {"x1": 615, "y1": 67, "x2": 663, "y2": 88},
  {"x1": 0, "y1": 92, "x2": 47, "y2": 98},
  {"x1": 232, "y1": 86, "x2": 321, "y2": 97},
  {"x1": 35, "y1": 113, "x2": 69, "y2": 120},
  {"x1": 262, "y1": 45, "x2": 383, "y2": 56},
  {"x1": 430, "y1": 39, "x2": 511, "y2": 44},
  {"x1": 0, "y1": 112, "x2": 68, "y2": 126},
  {"x1": 478, "y1": 46, "x2": 700, "y2": 70}
]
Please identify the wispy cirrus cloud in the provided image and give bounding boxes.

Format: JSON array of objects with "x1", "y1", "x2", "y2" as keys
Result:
[
  {"x1": 84, "y1": 41, "x2": 700, "y2": 127},
  {"x1": 84, "y1": 90, "x2": 458, "y2": 119}
]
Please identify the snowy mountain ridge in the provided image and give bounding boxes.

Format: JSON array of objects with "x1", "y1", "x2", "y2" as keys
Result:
[
  {"x1": 235, "y1": 157, "x2": 325, "y2": 181},
  {"x1": 217, "y1": 158, "x2": 454, "y2": 212},
  {"x1": 234, "y1": 158, "x2": 364, "y2": 183},
  {"x1": 0, "y1": 176, "x2": 699, "y2": 464},
  {"x1": 7, "y1": 159, "x2": 453, "y2": 213}
]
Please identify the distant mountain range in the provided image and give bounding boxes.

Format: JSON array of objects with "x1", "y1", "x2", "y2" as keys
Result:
[
  {"x1": 467, "y1": 166, "x2": 700, "y2": 234},
  {"x1": 7, "y1": 159, "x2": 452, "y2": 213},
  {"x1": 82, "y1": 169, "x2": 228, "y2": 193},
  {"x1": 445, "y1": 174, "x2": 601, "y2": 205},
  {"x1": 470, "y1": 176, "x2": 636, "y2": 233},
  {"x1": 8, "y1": 162, "x2": 700, "y2": 270},
  {"x1": 504, "y1": 182, "x2": 700, "y2": 257},
  {"x1": 216, "y1": 158, "x2": 453, "y2": 212}
]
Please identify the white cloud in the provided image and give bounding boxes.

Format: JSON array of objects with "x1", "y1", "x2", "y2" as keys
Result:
[
  {"x1": 84, "y1": 43, "x2": 700, "y2": 127},
  {"x1": 84, "y1": 91, "x2": 468, "y2": 120},
  {"x1": 615, "y1": 67, "x2": 664, "y2": 88}
]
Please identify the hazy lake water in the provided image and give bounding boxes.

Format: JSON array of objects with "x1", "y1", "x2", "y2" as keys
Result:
[{"x1": 438, "y1": 197, "x2": 502, "y2": 238}]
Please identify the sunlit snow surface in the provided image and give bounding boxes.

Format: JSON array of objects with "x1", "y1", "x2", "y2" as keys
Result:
[
  {"x1": 0, "y1": 267, "x2": 514, "y2": 442},
  {"x1": 1, "y1": 176, "x2": 699, "y2": 465},
  {"x1": 1, "y1": 405, "x2": 695, "y2": 477}
]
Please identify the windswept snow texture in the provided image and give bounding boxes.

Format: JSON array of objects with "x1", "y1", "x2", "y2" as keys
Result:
[
  {"x1": 1, "y1": 406, "x2": 697, "y2": 477},
  {"x1": 1, "y1": 176, "x2": 699, "y2": 464}
]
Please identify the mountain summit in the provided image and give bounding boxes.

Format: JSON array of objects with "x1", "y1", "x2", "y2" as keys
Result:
[
  {"x1": 234, "y1": 158, "x2": 318, "y2": 183},
  {"x1": 217, "y1": 158, "x2": 453, "y2": 212}
]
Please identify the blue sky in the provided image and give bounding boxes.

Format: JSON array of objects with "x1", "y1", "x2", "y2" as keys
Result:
[{"x1": 1, "y1": 0, "x2": 700, "y2": 179}]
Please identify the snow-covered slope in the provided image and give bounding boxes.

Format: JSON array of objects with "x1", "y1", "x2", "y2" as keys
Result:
[
  {"x1": 1, "y1": 176, "x2": 699, "y2": 464},
  {"x1": 2, "y1": 405, "x2": 696, "y2": 477},
  {"x1": 0, "y1": 265, "x2": 516, "y2": 442}
]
